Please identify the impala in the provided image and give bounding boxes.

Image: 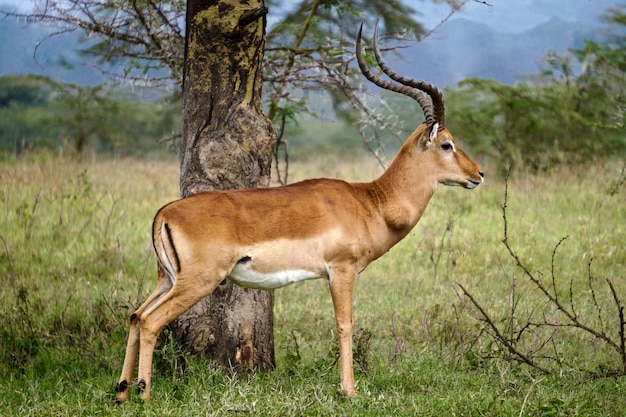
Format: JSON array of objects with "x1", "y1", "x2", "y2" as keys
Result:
[{"x1": 115, "y1": 23, "x2": 484, "y2": 403}]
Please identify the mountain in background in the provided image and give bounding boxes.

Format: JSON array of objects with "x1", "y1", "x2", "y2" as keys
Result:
[
  {"x1": 0, "y1": 11, "x2": 610, "y2": 88},
  {"x1": 0, "y1": 19, "x2": 108, "y2": 85},
  {"x1": 393, "y1": 17, "x2": 604, "y2": 87}
]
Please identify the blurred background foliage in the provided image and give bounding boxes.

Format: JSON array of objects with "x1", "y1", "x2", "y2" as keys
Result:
[
  {"x1": 0, "y1": 74, "x2": 181, "y2": 157},
  {"x1": 0, "y1": 1, "x2": 624, "y2": 172}
]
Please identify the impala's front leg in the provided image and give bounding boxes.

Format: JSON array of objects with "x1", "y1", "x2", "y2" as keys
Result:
[{"x1": 329, "y1": 266, "x2": 357, "y2": 397}]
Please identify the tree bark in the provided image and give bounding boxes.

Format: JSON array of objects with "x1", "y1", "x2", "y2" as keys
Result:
[{"x1": 172, "y1": 0, "x2": 276, "y2": 372}]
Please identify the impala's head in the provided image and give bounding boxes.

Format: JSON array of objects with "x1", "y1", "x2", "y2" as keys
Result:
[
  {"x1": 418, "y1": 123, "x2": 484, "y2": 189},
  {"x1": 356, "y1": 22, "x2": 484, "y2": 190}
]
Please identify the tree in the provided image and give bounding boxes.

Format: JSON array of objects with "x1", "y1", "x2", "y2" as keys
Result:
[
  {"x1": 0, "y1": 74, "x2": 52, "y2": 107},
  {"x1": 0, "y1": 74, "x2": 57, "y2": 153},
  {"x1": 171, "y1": 0, "x2": 276, "y2": 370},
  {"x1": 51, "y1": 83, "x2": 118, "y2": 155},
  {"x1": 572, "y1": 3, "x2": 626, "y2": 129}
]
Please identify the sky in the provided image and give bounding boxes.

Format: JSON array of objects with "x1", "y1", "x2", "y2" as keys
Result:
[
  {"x1": 268, "y1": 0, "x2": 621, "y2": 34},
  {"x1": 2, "y1": 0, "x2": 622, "y2": 33},
  {"x1": 420, "y1": 0, "x2": 619, "y2": 33}
]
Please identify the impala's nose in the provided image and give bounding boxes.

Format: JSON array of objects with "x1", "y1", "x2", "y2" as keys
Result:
[{"x1": 479, "y1": 171, "x2": 485, "y2": 178}]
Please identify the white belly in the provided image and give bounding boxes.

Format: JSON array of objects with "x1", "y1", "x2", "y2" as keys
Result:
[{"x1": 228, "y1": 263, "x2": 323, "y2": 290}]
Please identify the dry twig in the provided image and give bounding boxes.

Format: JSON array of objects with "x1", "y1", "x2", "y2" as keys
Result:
[{"x1": 457, "y1": 169, "x2": 626, "y2": 377}]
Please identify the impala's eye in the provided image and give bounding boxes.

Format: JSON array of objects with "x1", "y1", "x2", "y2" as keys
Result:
[{"x1": 441, "y1": 142, "x2": 454, "y2": 152}]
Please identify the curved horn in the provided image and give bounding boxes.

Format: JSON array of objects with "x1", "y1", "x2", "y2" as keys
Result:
[
  {"x1": 371, "y1": 21, "x2": 445, "y2": 130},
  {"x1": 356, "y1": 24, "x2": 436, "y2": 126}
]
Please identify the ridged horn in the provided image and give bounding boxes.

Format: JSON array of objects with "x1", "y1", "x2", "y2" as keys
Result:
[
  {"x1": 356, "y1": 24, "x2": 436, "y2": 128},
  {"x1": 357, "y1": 21, "x2": 446, "y2": 130}
]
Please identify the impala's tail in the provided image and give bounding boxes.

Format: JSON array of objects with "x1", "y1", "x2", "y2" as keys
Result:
[{"x1": 152, "y1": 215, "x2": 180, "y2": 284}]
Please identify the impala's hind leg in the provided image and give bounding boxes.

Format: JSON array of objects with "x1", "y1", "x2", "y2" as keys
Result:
[
  {"x1": 116, "y1": 265, "x2": 172, "y2": 404},
  {"x1": 135, "y1": 273, "x2": 224, "y2": 403}
]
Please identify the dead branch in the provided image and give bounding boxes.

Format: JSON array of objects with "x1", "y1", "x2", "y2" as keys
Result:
[
  {"x1": 458, "y1": 283, "x2": 550, "y2": 374},
  {"x1": 273, "y1": 114, "x2": 289, "y2": 186},
  {"x1": 607, "y1": 279, "x2": 626, "y2": 373},
  {"x1": 458, "y1": 170, "x2": 626, "y2": 377}
]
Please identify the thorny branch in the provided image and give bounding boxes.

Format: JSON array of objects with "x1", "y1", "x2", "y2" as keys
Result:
[
  {"x1": 458, "y1": 170, "x2": 626, "y2": 376},
  {"x1": 273, "y1": 114, "x2": 289, "y2": 186},
  {"x1": 457, "y1": 283, "x2": 550, "y2": 374},
  {"x1": 607, "y1": 279, "x2": 626, "y2": 374}
]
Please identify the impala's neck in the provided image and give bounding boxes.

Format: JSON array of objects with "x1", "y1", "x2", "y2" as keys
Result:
[{"x1": 369, "y1": 125, "x2": 438, "y2": 234}]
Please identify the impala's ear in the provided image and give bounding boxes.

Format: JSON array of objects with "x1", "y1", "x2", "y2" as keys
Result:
[{"x1": 421, "y1": 122, "x2": 438, "y2": 150}]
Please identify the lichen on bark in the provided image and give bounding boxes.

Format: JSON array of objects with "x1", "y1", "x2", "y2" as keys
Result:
[{"x1": 181, "y1": 0, "x2": 273, "y2": 195}]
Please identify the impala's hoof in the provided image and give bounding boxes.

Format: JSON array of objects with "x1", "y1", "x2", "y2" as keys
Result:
[
  {"x1": 340, "y1": 387, "x2": 357, "y2": 397},
  {"x1": 115, "y1": 380, "x2": 129, "y2": 404},
  {"x1": 136, "y1": 379, "x2": 147, "y2": 394},
  {"x1": 116, "y1": 380, "x2": 128, "y2": 393},
  {"x1": 137, "y1": 379, "x2": 151, "y2": 403}
]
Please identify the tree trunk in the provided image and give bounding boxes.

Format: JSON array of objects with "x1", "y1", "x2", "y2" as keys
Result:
[{"x1": 171, "y1": 0, "x2": 276, "y2": 372}]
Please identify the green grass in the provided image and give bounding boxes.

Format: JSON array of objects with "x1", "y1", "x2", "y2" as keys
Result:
[{"x1": 1, "y1": 151, "x2": 625, "y2": 416}]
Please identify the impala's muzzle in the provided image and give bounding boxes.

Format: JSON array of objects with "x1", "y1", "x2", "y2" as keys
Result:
[{"x1": 466, "y1": 170, "x2": 485, "y2": 189}]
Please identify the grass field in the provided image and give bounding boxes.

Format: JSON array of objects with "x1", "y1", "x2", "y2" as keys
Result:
[{"x1": 1, "y1": 151, "x2": 625, "y2": 416}]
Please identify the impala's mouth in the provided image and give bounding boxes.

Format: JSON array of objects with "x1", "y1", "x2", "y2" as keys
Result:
[
  {"x1": 441, "y1": 171, "x2": 484, "y2": 189},
  {"x1": 466, "y1": 179, "x2": 482, "y2": 189},
  {"x1": 465, "y1": 171, "x2": 485, "y2": 190},
  {"x1": 466, "y1": 172, "x2": 484, "y2": 189}
]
